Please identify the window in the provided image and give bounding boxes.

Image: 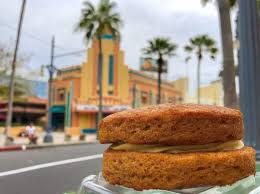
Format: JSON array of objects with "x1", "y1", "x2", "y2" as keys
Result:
[
  {"x1": 97, "y1": 54, "x2": 103, "y2": 84},
  {"x1": 108, "y1": 90, "x2": 114, "y2": 96},
  {"x1": 108, "y1": 55, "x2": 114, "y2": 85},
  {"x1": 141, "y1": 91, "x2": 148, "y2": 104},
  {"x1": 57, "y1": 88, "x2": 66, "y2": 101}
]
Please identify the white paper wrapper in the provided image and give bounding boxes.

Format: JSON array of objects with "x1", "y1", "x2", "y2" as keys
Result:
[{"x1": 78, "y1": 172, "x2": 260, "y2": 194}]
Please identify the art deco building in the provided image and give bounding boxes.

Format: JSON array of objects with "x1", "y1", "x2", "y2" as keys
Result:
[{"x1": 52, "y1": 33, "x2": 182, "y2": 135}]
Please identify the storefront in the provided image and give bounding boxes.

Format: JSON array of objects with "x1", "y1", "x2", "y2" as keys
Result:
[{"x1": 51, "y1": 105, "x2": 65, "y2": 131}]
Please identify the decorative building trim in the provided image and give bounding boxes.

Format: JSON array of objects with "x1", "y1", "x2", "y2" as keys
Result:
[
  {"x1": 101, "y1": 34, "x2": 113, "y2": 39},
  {"x1": 76, "y1": 104, "x2": 131, "y2": 113},
  {"x1": 129, "y1": 69, "x2": 174, "y2": 87}
]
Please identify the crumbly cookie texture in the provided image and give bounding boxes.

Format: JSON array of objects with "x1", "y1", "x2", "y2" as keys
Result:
[
  {"x1": 102, "y1": 147, "x2": 256, "y2": 191},
  {"x1": 99, "y1": 104, "x2": 243, "y2": 145}
]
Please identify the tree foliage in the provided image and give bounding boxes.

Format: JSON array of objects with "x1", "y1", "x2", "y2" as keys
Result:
[
  {"x1": 76, "y1": 0, "x2": 123, "y2": 43},
  {"x1": 142, "y1": 37, "x2": 178, "y2": 58},
  {"x1": 0, "y1": 42, "x2": 30, "y2": 76},
  {"x1": 0, "y1": 42, "x2": 31, "y2": 99},
  {"x1": 202, "y1": 0, "x2": 260, "y2": 11},
  {"x1": 184, "y1": 34, "x2": 218, "y2": 62},
  {"x1": 0, "y1": 81, "x2": 31, "y2": 100},
  {"x1": 184, "y1": 34, "x2": 218, "y2": 104},
  {"x1": 142, "y1": 37, "x2": 178, "y2": 104},
  {"x1": 201, "y1": 0, "x2": 237, "y2": 8}
]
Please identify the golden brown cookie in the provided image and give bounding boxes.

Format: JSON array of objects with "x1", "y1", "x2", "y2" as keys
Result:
[
  {"x1": 99, "y1": 104, "x2": 243, "y2": 145},
  {"x1": 102, "y1": 147, "x2": 256, "y2": 190}
]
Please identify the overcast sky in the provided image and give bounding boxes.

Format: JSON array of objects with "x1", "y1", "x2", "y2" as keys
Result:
[{"x1": 0, "y1": 0, "x2": 237, "y2": 95}]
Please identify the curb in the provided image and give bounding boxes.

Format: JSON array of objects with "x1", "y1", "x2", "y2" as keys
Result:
[
  {"x1": 0, "y1": 145, "x2": 22, "y2": 152},
  {"x1": 0, "y1": 141, "x2": 98, "y2": 152}
]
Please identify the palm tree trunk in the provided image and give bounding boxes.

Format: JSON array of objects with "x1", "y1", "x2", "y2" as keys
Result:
[
  {"x1": 4, "y1": 0, "x2": 26, "y2": 142},
  {"x1": 97, "y1": 37, "x2": 103, "y2": 139},
  {"x1": 132, "y1": 82, "x2": 136, "y2": 108},
  {"x1": 197, "y1": 57, "x2": 201, "y2": 104},
  {"x1": 157, "y1": 56, "x2": 163, "y2": 104},
  {"x1": 217, "y1": 0, "x2": 238, "y2": 108}
]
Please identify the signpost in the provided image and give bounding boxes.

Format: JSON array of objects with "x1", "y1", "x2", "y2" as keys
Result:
[{"x1": 140, "y1": 57, "x2": 168, "y2": 73}]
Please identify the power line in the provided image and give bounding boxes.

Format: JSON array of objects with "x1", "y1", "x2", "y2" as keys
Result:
[
  {"x1": 54, "y1": 49, "x2": 86, "y2": 58},
  {"x1": 0, "y1": 21, "x2": 83, "y2": 57},
  {"x1": 0, "y1": 21, "x2": 65, "y2": 50}
]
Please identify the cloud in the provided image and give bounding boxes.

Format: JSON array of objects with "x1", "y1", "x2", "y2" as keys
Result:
[{"x1": 0, "y1": 0, "x2": 236, "y2": 94}]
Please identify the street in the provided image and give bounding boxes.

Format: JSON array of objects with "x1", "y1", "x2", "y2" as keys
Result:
[{"x1": 0, "y1": 143, "x2": 108, "y2": 194}]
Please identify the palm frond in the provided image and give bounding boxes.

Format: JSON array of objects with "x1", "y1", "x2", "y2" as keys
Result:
[
  {"x1": 185, "y1": 34, "x2": 218, "y2": 62},
  {"x1": 209, "y1": 47, "x2": 218, "y2": 55},
  {"x1": 184, "y1": 45, "x2": 193, "y2": 52},
  {"x1": 201, "y1": 0, "x2": 237, "y2": 8},
  {"x1": 142, "y1": 37, "x2": 178, "y2": 58},
  {"x1": 76, "y1": 0, "x2": 122, "y2": 44},
  {"x1": 201, "y1": 0, "x2": 212, "y2": 6},
  {"x1": 229, "y1": 0, "x2": 237, "y2": 8},
  {"x1": 185, "y1": 56, "x2": 191, "y2": 63},
  {"x1": 83, "y1": 1, "x2": 95, "y2": 12}
]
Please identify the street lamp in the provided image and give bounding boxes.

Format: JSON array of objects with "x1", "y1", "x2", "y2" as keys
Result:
[{"x1": 42, "y1": 36, "x2": 57, "y2": 143}]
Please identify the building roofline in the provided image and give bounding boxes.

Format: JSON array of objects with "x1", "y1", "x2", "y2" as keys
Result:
[
  {"x1": 58, "y1": 64, "x2": 82, "y2": 73},
  {"x1": 129, "y1": 69, "x2": 174, "y2": 87}
]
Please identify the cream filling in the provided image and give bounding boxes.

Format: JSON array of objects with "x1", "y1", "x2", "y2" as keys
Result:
[{"x1": 111, "y1": 140, "x2": 244, "y2": 153}]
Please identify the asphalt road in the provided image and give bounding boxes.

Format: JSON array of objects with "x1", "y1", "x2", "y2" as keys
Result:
[{"x1": 0, "y1": 143, "x2": 108, "y2": 194}]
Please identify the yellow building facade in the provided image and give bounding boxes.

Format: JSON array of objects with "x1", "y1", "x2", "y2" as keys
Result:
[
  {"x1": 171, "y1": 77, "x2": 188, "y2": 102},
  {"x1": 184, "y1": 79, "x2": 223, "y2": 106},
  {"x1": 52, "y1": 34, "x2": 182, "y2": 135},
  {"x1": 199, "y1": 79, "x2": 223, "y2": 105}
]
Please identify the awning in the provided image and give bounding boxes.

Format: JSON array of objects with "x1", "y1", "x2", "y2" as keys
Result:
[
  {"x1": 81, "y1": 128, "x2": 97, "y2": 134},
  {"x1": 51, "y1": 105, "x2": 65, "y2": 113}
]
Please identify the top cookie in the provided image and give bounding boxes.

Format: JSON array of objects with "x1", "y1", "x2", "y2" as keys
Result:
[{"x1": 99, "y1": 104, "x2": 244, "y2": 145}]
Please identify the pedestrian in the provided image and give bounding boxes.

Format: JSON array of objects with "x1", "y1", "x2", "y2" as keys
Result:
[{"x1": 26, "y1": 123, "x2": 37, "y2": 144}]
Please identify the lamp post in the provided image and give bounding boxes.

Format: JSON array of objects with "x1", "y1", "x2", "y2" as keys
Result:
[
  {"x1": 43, "y1": 36, "x2": 57, "y2": 143},
  {"x1": 238, "y1": 0, "x2": 260, "y2": 158}
]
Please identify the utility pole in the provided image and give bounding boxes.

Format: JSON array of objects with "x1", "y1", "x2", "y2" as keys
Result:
[
  {"x1": 43, "y1": 36, "x2": 55, "y2": 143},
  {"x1": 4, "y1": 0, "x2": 26, "y2": 144},
  {"x1": 238, "y1": 0, "x2": 260, "y2": 159},
  {"x1": 41, "y1": 39, "x2": 85, "y2": 142}
]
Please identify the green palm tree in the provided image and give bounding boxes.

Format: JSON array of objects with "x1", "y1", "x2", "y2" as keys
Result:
[
  {"x1": 76, "y1": 0, "x2": 122, "y2": 135},
  {"x1": 201, "y1": 0, "x2": 238, "y2": 108},
  {"x1": 184, "y1": 34, "x2": 218, "y2": 104},
  {"x1": 142, "y1": 37, "x2": 178, "y2": 104}
]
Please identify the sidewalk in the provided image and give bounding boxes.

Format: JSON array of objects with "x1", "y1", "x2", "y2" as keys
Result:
[{"x1": 0, "y1": 132, "x2": 98, "y2": 152}]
